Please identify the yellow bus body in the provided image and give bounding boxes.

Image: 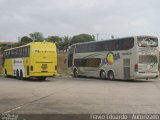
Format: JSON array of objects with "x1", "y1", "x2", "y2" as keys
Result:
[{"x1": 3, "y1": 42, "x2": 57, "y2": 80}]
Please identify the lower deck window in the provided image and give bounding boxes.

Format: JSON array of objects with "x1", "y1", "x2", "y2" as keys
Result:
[{"x1": 74, "y1": 58, "x2": 101, "y2": 67}]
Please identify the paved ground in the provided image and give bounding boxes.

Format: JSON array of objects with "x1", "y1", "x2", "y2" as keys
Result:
[{"x1": 0, "y1": 76, "x2": 160, "y2": 114}]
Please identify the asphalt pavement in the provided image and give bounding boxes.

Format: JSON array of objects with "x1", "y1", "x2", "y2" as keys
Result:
[{"x1": 0, "y1": 76, "x2": 160, "y2": 115}]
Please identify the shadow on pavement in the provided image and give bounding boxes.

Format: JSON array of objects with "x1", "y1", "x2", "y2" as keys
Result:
[{"x1": 72, "y1": 75, "x2": 155, "y2": 83}]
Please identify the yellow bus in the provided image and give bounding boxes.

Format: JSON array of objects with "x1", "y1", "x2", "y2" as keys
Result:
[{"x1": 3, "y1": 42, "x2": 57, "y2": 80}]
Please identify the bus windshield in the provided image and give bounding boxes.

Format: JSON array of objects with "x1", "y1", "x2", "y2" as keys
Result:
[
  {"x1": 138, "y1": 37, "x2": 158, "y2": 47},
  {"x1": 139, "y1": 55, "x2": 158, "y2": 64}
]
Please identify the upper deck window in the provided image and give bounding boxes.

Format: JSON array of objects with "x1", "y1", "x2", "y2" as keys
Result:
[{"x1": 75, "y1": 37, "x2": 134, "y2": 53}]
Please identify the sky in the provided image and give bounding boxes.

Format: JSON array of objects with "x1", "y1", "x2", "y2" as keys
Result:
[{"x1": 0, "y1": 0, "x2": 160, "y2": 42}]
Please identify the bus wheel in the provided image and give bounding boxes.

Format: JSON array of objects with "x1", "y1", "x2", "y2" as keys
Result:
[
  {"x1": 108, "y1": 71, "x2": 115, "y2": 80},
  {"x1": 16, "y1": 70, "x2": 20, "y2": 79},
  {"x1": 73, "y1": 69, "x2": 78, "y2": 77},
  {"x1": 100, "y1": 70, "x2": 106, "y2": 79},
  {"x1": 38, "y1": 77, "x2": 46, "y2": 81},
  {"x1": 20, "y1": 70, "x2": 23, "y2": 80}
]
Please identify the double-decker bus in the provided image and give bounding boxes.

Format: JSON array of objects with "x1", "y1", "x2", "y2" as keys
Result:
[
  {"x1": 68, "y1": 36, "x2": 159, "y2": 80},
  {"x1": 3, "y1": 42, "x2": 57, "y2": 80}
]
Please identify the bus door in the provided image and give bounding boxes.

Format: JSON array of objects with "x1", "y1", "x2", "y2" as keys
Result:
[
  {"x1": 123, "y1": 59, "x2": 130, "y2": 79},
  {"x1": 68, "y1": 46, "x2": 75, "y2": 67},
  {"x1": 68, "y1": 54, "x2": 73, "y2": 67}
]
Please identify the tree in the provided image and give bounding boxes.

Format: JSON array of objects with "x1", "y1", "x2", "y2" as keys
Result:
[
  {"x1": 59, "y1": 36, "x2": 71, "y2": 51},
  {"x1": 70, "y1": 34, "x2": 95, "y2": 45},
  {"x1": 11, "y1": 36, "x2": 33, "y2": 47},
  {"x1": 20, "y1": 36, "x2": 33, "y2": 44},
  {"x1": 0, "y1": 44, "x2": 12, "y2": 53},
  {"x1": 46, "y1": 36, "x2": 62, "y2": 44},
  {"x1": 29, "y1": 32, "x2": 44, "y2": 42},
  {"x1": 111, "y1": 35, "x2": 114, "y2": 39},
  {"x1": 46, "y1": 36, "x2": 62, "y2": 50},
  {"x1": 12, "y1": 42, "x2": 23, "y2": 47}
]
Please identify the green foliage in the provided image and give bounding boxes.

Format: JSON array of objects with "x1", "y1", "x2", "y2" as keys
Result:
[
  {"x1": 21, "y1": 36, "x2": 33, "y2": 44},
  {"x1": 13, "y1": 36, "x2": 33, "y2": 47},
  {"x1": 0, "y1": 33, "x2": 96, "y2": 53},
  {"x1": 46, "y1": 36, "x2": 62, "y2": 50},
  {"x1": 70, "y1": 34, "x2": 95, "y2": 45},
  {"x1": 12, "y1": 42, "x2": 24, "y2": 47},
  {"x1": 46, "y1": 36, "x2": 62, "y2": 43},
  {"x1": 29, "y1": 32, "x2": 44, "y2": 42},
  {"x1": 46, "y1": 36, "x2": 71, "y2": 51},
  {"x1": 59, "y1": 36, "x2": 71, "y2": 51},
  {"x1": 0, "y1": 44, "x2": 12, "y2": 53}
]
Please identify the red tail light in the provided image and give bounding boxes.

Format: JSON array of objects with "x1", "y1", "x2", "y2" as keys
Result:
[{"x1": 135, "y1": 64, "x2": 138, "y2": 72}]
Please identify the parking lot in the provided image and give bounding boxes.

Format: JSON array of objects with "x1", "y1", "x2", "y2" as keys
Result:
[{"x1": 0, "y1": 76, "x2": 160, "y2": 115}]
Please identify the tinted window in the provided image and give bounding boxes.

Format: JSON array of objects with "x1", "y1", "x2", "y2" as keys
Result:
[
  {"x1": 69, "y1": 46, "x2": 75, "y2": 54},
  {"x1": 4, "y1": 46, "x2": 30, "y2": 59},
  {"x1": 75, "y1": 38, "x2": 134, "y2": 53},
  {"x1": 74, "y1": 58, "x2": 101, "y2": 67},
  {"x1": 68, "y1": 46, "x2": 75, "y2": 67},
  {"x1": 139, "y1": 55, "x2": 158, "y2": 64}
]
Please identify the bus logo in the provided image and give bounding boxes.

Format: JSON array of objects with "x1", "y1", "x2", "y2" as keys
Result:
[{"x1": 106, "y1": 52, "x2": 120, "y2": 65}]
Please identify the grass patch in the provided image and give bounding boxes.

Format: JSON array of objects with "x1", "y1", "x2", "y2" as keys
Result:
[
  {"x1": 0, "y1": 72, "x2": 5, "y2": 77},
  {"x1": 0, "y1": 68, "x2": 5, "y2": 77},
  {"x1": 57, "y1": 69, "x2": 70, "y2": 76}
]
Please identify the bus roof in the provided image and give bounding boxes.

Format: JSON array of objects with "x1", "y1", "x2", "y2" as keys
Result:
[
  {"x1": 71, "y1": 35, "x2": 158, "y2": 47},
  {"x1": 4, "y1": 42, "x2": 55, "y2": 51}
]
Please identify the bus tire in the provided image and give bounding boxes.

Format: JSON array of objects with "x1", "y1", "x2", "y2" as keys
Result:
[
  {"x1": 100, "y1": 70, "x2": 106, "y2": 79},
  {"x1": 108, "y1": 71, "x2": 115, "y2": 80},
  {"x1": 16, "y1": 70, "x2": 20, "y2": 79},
  {"x1": 38, "y1": 77, "x2": 46, "y2": 81},
  {"x1": 73, "y1": 69, "x2": 78, "y2": 77},
  {"x1": 20, "y1": 70, "x2": 23, "y2": 80}
]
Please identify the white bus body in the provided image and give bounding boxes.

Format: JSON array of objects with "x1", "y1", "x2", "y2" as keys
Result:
[{"x1": 68, "y1": 36, "x2": 159, "y2": 80}]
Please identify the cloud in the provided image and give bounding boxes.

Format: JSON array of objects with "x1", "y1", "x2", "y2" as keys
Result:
[{"x1": 0, "y1": 0, "x2": 160, "y2": 41}]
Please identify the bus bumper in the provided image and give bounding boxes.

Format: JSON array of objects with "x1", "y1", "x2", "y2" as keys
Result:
[
  {"x1": 134, "y1": 72, "x2": 159, "y2": 79},
  {"x1": 30, "y1": 72, "x2": 57, "y2": 77}
]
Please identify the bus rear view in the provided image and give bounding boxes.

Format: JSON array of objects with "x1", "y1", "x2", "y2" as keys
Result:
[
  {"x1": 134, "y1": 36, "x2": 159, "y2": 79},
  {"x1": 29, "y1": 42, "x2": 57, "y2": 80}
]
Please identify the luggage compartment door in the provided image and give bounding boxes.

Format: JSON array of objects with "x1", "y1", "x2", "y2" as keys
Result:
[{"x1": 123, "y1": 59, "x2": 130, "y2": 79}]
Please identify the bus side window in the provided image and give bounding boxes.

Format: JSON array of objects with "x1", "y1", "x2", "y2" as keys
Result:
[
  {"x1": 27, "y1": 47, "x2": 30, "y2": 57},
  {"x1": 2, "y1": 54, "x2": 5, "y2": 67},
  {"x1": 115, "y1": 40, "x2": 120, "y2": 50},
  {"x1": 22, "y1": 47, "x2": 25, "y2": 57},
  {"x1": 16, "y1": 49, "x2": 18, "y2": 58},
  {"x1": 19, "y1": 48, "x2": 22, "y2": 57},
  {"x1": 24, "y1": 47, "x2": 29, "y2": 57},
  {"x1": 24, "y1": 47, "x2": 27, "y2": 57},
  {"x1": 8, "y1": 50, "x2": 11, "y2": 58}
]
